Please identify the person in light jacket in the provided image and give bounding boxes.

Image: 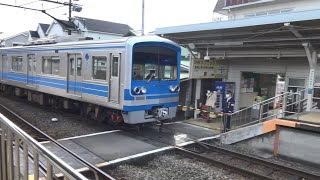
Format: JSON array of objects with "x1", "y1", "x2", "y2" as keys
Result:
[{"x1": 222, "y1": 91, "x2": 235, "y2": 132}]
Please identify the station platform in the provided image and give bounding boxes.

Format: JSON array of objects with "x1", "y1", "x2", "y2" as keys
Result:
[
  {"x1": 40, "y1": 122, "x2": 219, "y2": 175},
  {"x1": 184, "y1": 118, "x2": 222, "y2": 131},
  {"x1": 286, "y1": 112, "x2": 320, "y2": 124}
]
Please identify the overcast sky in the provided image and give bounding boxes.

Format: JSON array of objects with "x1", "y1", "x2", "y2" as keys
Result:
[{"x1": 0, "y1": 0, "x2": 218, "y2": 39}]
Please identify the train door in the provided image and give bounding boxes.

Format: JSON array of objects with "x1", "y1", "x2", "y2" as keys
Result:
[
  {"x1": 109, "y1": 54, "x2": 120, "y2": 103},
  {"x1": 1, "y1": 55, "x2": 7, "y2": 80},
  {"x1": 27, "y1": 54, "x2": 36, "y2": 85},
  {"x1": 67, "y1": 54, "x2": 82, "y2": 96}
]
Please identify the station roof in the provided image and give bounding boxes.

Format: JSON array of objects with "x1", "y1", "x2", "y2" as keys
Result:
[{"x1": 155, "y1": 9, "x2": 320, "y2": 59}]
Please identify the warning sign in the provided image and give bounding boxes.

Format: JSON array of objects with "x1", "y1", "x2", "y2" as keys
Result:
[{"x1": 190, "y1": 59, "x2": 228, "y2": 79}]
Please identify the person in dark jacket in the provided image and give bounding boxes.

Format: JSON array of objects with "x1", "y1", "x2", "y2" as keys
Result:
[{"x1": 222, "y1": 91, "x2": 235, "y2": 132}]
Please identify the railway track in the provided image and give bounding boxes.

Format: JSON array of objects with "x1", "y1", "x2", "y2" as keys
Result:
[
  {"x1": 0, "y1": 102, "x2": 49, "y2": 141},
  {"x1": 0, "y1": 101, "x2": 115, "y2": 180},
  {"x1": 126, "y1": 124, "x2": 320, "y2": 180}
]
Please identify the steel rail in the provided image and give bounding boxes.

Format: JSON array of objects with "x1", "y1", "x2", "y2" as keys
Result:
[
  {"x1": 0, "y1": 102, "x2": 115, "y2": 180},
  {"x1": 129, "y1": 125, "x2": 320, "y2": 180},
  {"x1": 175, "y1": 147, "x2": 273, "y2": 180},
  {"x1": 199, "y1": 142, "x2": 320, "y2": 180}
]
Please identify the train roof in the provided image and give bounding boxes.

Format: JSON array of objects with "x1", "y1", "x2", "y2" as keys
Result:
[{"x1": 0, "y1": 36, "x2": 180, "y2": 52}]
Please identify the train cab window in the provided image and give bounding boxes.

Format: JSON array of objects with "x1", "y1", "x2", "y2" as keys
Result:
[
  {"x1": 93, "y1": 56, "x2": 107, "y2": 80},
  {"x1": 12, "y1": 56, "x2": 23, "y2": 72},
  {"x1": 42, "y1": 56, "x2": 60, "y2": 75},
  {"x1": 133, "y1": 46, "x2": 177, "y2": 81}
]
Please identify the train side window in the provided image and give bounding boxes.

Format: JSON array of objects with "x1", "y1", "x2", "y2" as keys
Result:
[
  {"x1": 12, "y1": 56, "x2": 23, "y2": 72},
  {"x1": 42, "y1": 56, "x2": 60, "y2": 75},
  {"x1": 92, "y1": 56, "x2": 107, "y2": 80}
]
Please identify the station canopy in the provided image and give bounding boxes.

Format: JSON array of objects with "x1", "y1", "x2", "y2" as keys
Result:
[{"x1": 155, "y1": 9, "x2": 320, "y2": 59}]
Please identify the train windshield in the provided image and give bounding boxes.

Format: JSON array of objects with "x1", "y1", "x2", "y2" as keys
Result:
[{"x1": 133, "y1": 46, "x2": 178, "y2": 81}]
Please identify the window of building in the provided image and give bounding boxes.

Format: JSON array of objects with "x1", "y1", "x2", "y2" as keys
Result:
[
  {"x1": 12, "y1": 56, "x2": 23, "y2": 72},
  {"x1": 226, "y1": 0, "x2": 249, "y2": 6},
  {"x1": 42, "y1": 56, "x2": 60, "y2": 75},
  {"x1": 244, "y1": 8, "x2": 294, "y2": 18},
  {"x1": 93, "y1": 56, "x2": 107, "y2": 80}
]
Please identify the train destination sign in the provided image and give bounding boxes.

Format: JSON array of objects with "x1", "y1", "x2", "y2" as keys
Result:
[{"x1": 190, "y1": 59, "x2": 228, "y2": 79}]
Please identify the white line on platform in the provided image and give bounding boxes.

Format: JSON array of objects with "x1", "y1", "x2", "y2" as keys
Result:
[
  {"x1": 176, "y1": 134, "x2": 221, "y2": 147},
  {"x1": 41, "y1": 130, "x2": 121, "y2": 144},
  {"x1": 97, "y1": 146, "x2": 174, "y2": 167},
  {"x1": 59, "y1": 130, "x2": 121, "y2": 141},
  {"x1": 56, "y1": 146, "x2": 175, "y2": 176}
]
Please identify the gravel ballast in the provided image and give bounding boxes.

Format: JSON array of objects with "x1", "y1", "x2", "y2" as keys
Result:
[
  {"x1": 108, "y1": 154, "x2": 248, "y2": 180},
  {"x1": 0, "y1": 95, "x2": 112, "y2": 139}
]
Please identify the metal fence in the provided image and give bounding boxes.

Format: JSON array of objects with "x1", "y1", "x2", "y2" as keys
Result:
[
  {"x1": 0, "y1": 113, "x2": 88, "y2": 180},
  {"x1": 221, "y1": 89, "x2": 307, "y2": 132}
]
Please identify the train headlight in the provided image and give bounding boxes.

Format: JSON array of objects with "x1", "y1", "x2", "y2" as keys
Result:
[
  {"x1": 134, "y1": 87, "x2": 141, "y2": 94},
  {"x1": 141, "y1": 86, "x2": 147, "y2": 94},
  {"x1": 169, "y1": 85, "x2": 176, "y2": 92},
  {"x1": 175, "y1": 85, "x2": 180, "y2": 92}
]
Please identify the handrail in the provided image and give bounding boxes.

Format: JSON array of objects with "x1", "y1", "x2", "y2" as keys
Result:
[
  {"x1": 0, "y1": 102, "x2": 114, "y2": 180},
  {"x1": 0, "y1": 113, "x2": 88, "y2": 180},
  {"x1": 230, "y1": 89, "x2": 305, "y2": 116}
]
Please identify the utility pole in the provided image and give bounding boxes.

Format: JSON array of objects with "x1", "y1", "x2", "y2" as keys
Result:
[
  {"x1": 68, "y1": 0, "x2": 72, "y2": 35},
  {"x1": 141, "y1": 0, "x2": 145, "y2": 36}
]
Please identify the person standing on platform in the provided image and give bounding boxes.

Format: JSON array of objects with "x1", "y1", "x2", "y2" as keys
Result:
[{"x1": 222, "y1": 91, "x2": 235, "y2": 132}]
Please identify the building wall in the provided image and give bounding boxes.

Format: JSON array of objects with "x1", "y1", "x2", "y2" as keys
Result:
[
  {"x1": 46, "y1": 23, "x2": 65, "y2": 37},
  {"x1": 37, "y1": 26, "x2": 46, "y2": 38},
  {"x1": 226, "y1": 0, "x2": 320, "y2": 19},
  {"x1": 4, "y1": 34, "x2": 28, "y2": 47},
  {"x1": 227, "y1": 58, "x2": 312, "y2": 110}
]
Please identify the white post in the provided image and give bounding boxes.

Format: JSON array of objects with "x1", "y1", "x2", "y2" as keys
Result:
[
  {"x1": 194, "y1": 79, "x2": 201, "y2": 119},
  {"x1": 306, "y1": 68, "x2": 315, "y2": 111},
  {"x1": 141, "y1": 0, "x2": 145, "y2": 36}
]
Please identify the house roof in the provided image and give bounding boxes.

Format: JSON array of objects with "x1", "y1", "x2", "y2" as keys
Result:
[
  {"x1": 39, "y1": 23, "x2": 50, "y2": 33},
  {"x1": 213, "y1": 0, "x2": 226, "y2": 12},
  {"x1": 4, "y1": 31, "x2": 28, "y2": 40},
  {"x1": 155, "y1": 9, "x2": 320, "y2": 58},
  {"x1": 57, "y1": 20, "x2": 78, "y2": 30},
  {"x1": 29, "y1": 31, "x2": 40, "y2": 38},
  {"x1": 214, "y1": 0, "x2": 260, "y2": 12},
  {"x1": 75, "y1": 16, "x2": 133, "y2": 35}
]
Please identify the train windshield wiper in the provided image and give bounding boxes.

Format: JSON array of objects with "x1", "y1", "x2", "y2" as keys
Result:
[{"x1": 147, "y1": 73, "x2": 155, "y2": 83}]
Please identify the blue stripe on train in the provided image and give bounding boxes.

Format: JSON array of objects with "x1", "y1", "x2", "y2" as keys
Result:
[
  {"x1": 1, "y1": 72, "x2": 108, "y2": 97},
  {"x1": 1, "y1": 73, "x2": 177, "y2": 101}
]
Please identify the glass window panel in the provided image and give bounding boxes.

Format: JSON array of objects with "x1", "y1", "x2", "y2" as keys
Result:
[
  {"x1": 77, "y1": 57, "x2": 82, "y2": 76},
  {"x1": 93, "y1": 56, "x2": 107, "y2": 80},
  {"x1": 133, "y1": 46, "x2": 177, "y2": 81},
  {"x1": 12, "y1": 56, "x2": 23, "y2": 72},
  {"x1": 112, "y1": 57, "x2": 119, "y2": 77},
  {"x1": 42, "y1": 56, "x2": 60, "y2": 75},
  {"x1": 52, "y1": 57, "x2": 60, "y2": 75},
  {"x1": 70, "y1": 57, "x2": 75, "y2": 75},
  {"x1": 288, "y1": 78, "x2": 305, "y2": 87}
]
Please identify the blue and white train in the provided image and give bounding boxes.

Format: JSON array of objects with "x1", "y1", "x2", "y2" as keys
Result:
[{"x1": 0, "y1": 36, "x2": 181, "y2": 124}]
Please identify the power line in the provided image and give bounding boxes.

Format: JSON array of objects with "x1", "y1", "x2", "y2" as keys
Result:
[
  {"x1": 18, "y1": 0, "x2": 40, "y2": 7},
  {"x1": 45, "y1": 5, "x2": 65, "y2": 11}
]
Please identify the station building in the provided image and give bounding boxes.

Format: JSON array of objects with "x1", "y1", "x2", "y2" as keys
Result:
[{"x1": 155, "y1": 9, "x2": 320, "y2": 118}]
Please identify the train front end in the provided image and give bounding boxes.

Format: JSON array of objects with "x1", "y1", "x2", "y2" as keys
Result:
[{"x1": 122, "y1": 37, "x2": 181, "y2": 124}]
